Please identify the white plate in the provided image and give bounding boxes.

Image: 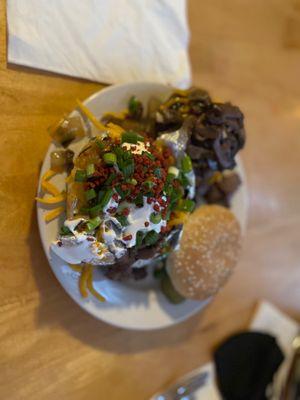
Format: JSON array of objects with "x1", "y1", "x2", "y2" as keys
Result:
[{"x1": 37, "y1": 82, "x2": 248, "y2": 330}]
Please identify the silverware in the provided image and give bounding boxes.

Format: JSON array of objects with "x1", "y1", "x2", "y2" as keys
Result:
[{"x1": 150, "y1": 369, "x2": 209, "y2": 400}]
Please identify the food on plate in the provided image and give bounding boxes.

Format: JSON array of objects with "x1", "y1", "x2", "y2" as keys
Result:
[
  {"x1": 167, "y1": 205, "x2": 241, "y2": 300},
  {"x1": 37, "y1": 87, "x2": 246, "y2": 304},
  {"x1": 51, "y1": 128, "x2": 195, "y2": 278}
]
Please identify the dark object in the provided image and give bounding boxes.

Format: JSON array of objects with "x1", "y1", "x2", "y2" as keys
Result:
[
  {"x1": 204, "y1": 173, "x2": 241, "y2": 207},
  {"x1": 187, "y1": 102, "x2": 245, "y2": 175},
  {"x1": 103, "y1": 251, "x2": 134, "y2": 281},
  {"x1": 214, "y1": 331, "x2": 284, "y2": 400},
  {"x1": 132, "y1": 267, "x2": 148, "y2": 280},
  {"x1": 161, "y1": 274, "x2": 185, "y2": 304},
  {"x1": 128, "y1": 96, "x2": 143, "y2": 119},
  {"x1": 157, "y1": 88, "x2": 246, "y2": 207}
]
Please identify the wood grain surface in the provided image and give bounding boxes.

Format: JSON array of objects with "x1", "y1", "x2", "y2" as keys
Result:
[{"x1": 1, "y1": 1, "x2": 300, "y2": 399}]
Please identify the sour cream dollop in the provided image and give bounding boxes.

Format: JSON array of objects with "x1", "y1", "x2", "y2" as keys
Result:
[{"x1": 120, "y1": 197, "x2": 166, "y2": 248}]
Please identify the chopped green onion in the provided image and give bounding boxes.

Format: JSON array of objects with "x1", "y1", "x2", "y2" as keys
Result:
[
  {"x1": 79, "y1": 206, "x2": 90, "y2": 214},
  {"x1": 121, "y1": 131, "x2": 144, "y2": 144},
  {"x1": 181, "y1": 155, "x2": 193, "y2": 173},
  {"x1": 123, "y1": 151, "x2": 133, "y2": 161},
  {"x1": 165, "y1": 208, "x2": 172, "y2": 221},
  {"x1": 143, "y1": 180, "x2": 154, "y2": 191},
  {"x1": 143, "y1": 151, "x2": 155, "y2": 161},
  {"x1": 136, "y1": 230, "x2": 145, "y2": 247},
  {"x1": 115, "y1": 214, "x2": 129, "y2": 226},
  {"x1": 128, "y1": 96, "x2": 143, "y2": 118},
  {"x1": 145, "y1": 191, "x2": 154, "y2": 198},
  {"x1": 127, "y1": 178, "x2": 137, "y2": 185},
  {"x1": 89, "y1": 204, "x2": 102, "y2": 218},
  {"x1": 95, "y1": 138, "x2": 105, "y2": 150},
  {"x1": 121, "y1": 162, "x2": 134, "y2": 178},
  {"x1": 170, "y1": 188, "x2": 182, "y2": 203},
  {"x1": 115, "y1": 185, "x2": 128, "y2": 199},
  {"x1": 104, "y1": 173, "x2": 116, "y2": 186},
  {"x1": 85, "y1": 188, "x2": 97, "y2": 201},
  {"x1": 145, "y1": 230, "x2": 159, "y2": 246},
  {"x1": 75, "y1": 169, "x2": 87, "y2": 182},
  {"x1": 59, "y1": 226, "x2": 72, "y2": 236},
  {"x1": 103, "y1": 152, "x2": 117, "y2": 165},
  {"x1": 176, "y1": 199, "x2": 195, "y2": 212},
  {"x1": 122, "y1": 131, "x2": 138, "y2": 144},
  {"x1": 163, "y1": 183, "x2": 173, "y2": 196},
  {"x1": 99, "y1": 188, "x2": 113, "y2": 208},
  {"x1": 134, "y1": 193, "x2": 144, "y2": 207},
  {"x1": 150, "y1": 212, "x2": 161, "y2": 224},
  {"x1": 179, "y1": 172, "x2": 190, "y2": 188},
  {"x1": 168, "y1": 166, "x2": 179, "y2": 178},
  {"x1": 86, "y1": 163, "x2": 95, "y2": 177},
  {"x1": 166, "y1": 173, "x2": 176, "y2": 183},
  {"x1": 97, "y1": 190, "x2": 105, "y2": 203},
  {"x1": 153, "y1": 168, "x2": 162, "y2": 178},
  {"x1": 86, "y1": 216, "x2": 101, "y2": 231}
]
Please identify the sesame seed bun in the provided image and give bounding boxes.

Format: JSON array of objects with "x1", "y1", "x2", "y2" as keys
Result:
[{"x1": 167, "y1": 205, "x2": 241, "y2": 300}]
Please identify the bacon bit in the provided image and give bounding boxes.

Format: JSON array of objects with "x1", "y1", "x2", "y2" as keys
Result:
[
  {"x1": 112, "y1": 193, "x2": 119, "y2": 201},
  {"x1": 161, "y1": 225, "x2": 171, "y2": 234},
  {"x1": 123, "y1": 234, "x2": 132, "y2": 241},
  {"x1": 122, "y1": 208, "x2": 130, "y2": 216},
  {"x1": 108, "y1": 207, "x2": 117, "y2": 214},
  {"x1": 144, "y1": 221, "x2": 149, "y2": 227},
  {"x1": 153, "y1": 204, "x2": 160, "y2": 212},
  {"x1": 157, "y1": 196, "x2": 164, "y2": 205},
  {"x1": 57, "y1": 240, "x2": 63, "y2": 247},
  {"x1": 87, "y1": 237, "x2": 95, "y2": 242},
  {"x1": 147, "y1": 197, "x2": 152, "y2": 204}
]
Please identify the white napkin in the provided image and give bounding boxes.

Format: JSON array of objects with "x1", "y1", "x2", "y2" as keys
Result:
[
  {"x1": 7, "y1": 0, "x2": 191, "y2": 88},
  {"x1": 192, "y1": 301, "x2": 299, "y2": 399}
]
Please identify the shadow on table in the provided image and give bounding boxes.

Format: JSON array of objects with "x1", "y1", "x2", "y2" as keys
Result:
[{"x1": 27, "y1": 207, "x2": 207, "y2": 354}]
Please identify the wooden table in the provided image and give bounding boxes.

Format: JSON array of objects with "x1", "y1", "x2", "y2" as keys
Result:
[{"x1": 1, "y1": 1, "x2": 300, "y2": 399}]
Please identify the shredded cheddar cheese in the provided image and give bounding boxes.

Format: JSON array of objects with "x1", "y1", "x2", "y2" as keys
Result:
[
  {"x1": 161, "y1": 96, "x2": 189, "y2": 110},
  {"x1": 103, "y1": 110, "x2": 127, "y2": 120},
  {"x1": 68, "y1": 264, "x2": 83, "y2": 272},
  {"x1": 44, "y1": 206, "x2": 65, "y2": 222},
  {"x1": 36, "y1": 194, "x2": 66, "y2": 204},
  {"x1": 76, "y1": 99, "x2": 107, "y2": 132},
  {"x1": 208, "y1": 172, "x2": 223, "y2": 185},
  {"x1": 168, "y1": 211, "x2": 189, "y2": 228},
  {"x1": 41, "y1": 181, "x2": 61, "y2": 196},
  {"x1": 42, "y1": 169, "x2": 56, "y2": 181},
  {"x1": 173, "y1": 89, "x2": 189, "y2": 97},
  {"x1": 79, "y1": 265, "x2": 90, "y2": 298},
  {"x1": 106, "y1": 122, "x2": 124, "y2": 139},
  {"x1": 86, "y1": 267, "x2": 106, "y2": 302}
]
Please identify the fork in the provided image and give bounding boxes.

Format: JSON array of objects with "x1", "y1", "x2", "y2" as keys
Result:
[{"x1": 150, "y1": 369, "x2": 209, "y2": 400}]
